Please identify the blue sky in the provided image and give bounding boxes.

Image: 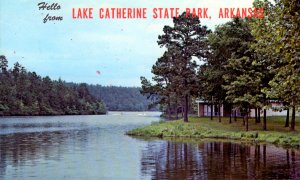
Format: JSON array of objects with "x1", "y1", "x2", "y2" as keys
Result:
[{"x1": 0, "y1": 0, "x2": 254, "y2": 86}]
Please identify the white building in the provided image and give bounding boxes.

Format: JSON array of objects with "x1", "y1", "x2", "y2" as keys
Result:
[{"x1": 196, "y1": 100, "x2": 292, "y2": 117}]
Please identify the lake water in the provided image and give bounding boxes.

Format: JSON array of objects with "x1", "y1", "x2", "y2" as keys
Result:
[{"x1": 0, "y1": 112, "x2": 299, "y2": 179}]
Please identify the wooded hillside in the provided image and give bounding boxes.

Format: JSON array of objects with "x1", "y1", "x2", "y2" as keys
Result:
[
  {"x1": 86, "y1": 85, "x2": 157, "y2": 111},
  {"x1": 0, "y1": 56, "x2": 106, "y2": 116}
]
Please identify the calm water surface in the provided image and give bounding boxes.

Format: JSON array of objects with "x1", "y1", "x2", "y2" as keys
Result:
[{"x1": 0, "y1": 112, "x2": 299, "y2": 179}]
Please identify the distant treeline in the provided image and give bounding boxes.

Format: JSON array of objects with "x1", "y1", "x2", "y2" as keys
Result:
[
  {"x1": 85, "y1": 85, "x2": 157, "y2": 111},
  {"x1": 0, "y1": 56, "x2": 106, "y2": 116}
]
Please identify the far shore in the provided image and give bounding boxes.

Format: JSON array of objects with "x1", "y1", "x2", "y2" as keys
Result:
[
  {"x1": 0, "y1": 113, "x2": 107, "y2": 117},
  {"x1": 0, "y1": 111, "x2": 161, "y2": 118}
]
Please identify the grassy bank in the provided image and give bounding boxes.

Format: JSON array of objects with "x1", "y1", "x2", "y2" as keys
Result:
[{"x1": 126, "y1": 117, "x2": 300, "y2": 148}]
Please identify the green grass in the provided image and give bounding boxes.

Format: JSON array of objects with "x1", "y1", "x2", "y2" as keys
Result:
[{"x1": 126, "y1": 116, "x2": 300, "y2": 148}]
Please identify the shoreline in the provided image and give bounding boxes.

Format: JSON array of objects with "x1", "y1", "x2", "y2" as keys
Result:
[
  {"x1": 126, "y1": 117, "x2": 300, "y2": 148},
  {"x1": 0, "y1": 110, "x2": 107, "y2": 117},
  {"x1": 0, "y1": 113, "x2": 107, "y2": 117},
  {"x1": 0, "y1": 111, "x2": 160, "y2": 118}
]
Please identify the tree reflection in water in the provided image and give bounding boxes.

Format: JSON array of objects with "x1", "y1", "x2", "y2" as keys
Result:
[{"x1": 140, "y1": 140, "x2": 300, "y2": 179}]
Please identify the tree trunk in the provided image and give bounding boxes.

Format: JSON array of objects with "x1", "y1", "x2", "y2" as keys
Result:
[
  {"x1": 175, "y1": 101, "x2": 179, "y2": 120},
  {"x1": 167, "y1": 100, "x2": 171, "y2": 120},
  {"x1": 210, "y1": 103, "x2": 213, "y2": 120},
  {"x1": 184, "y1": 94, "x2": 188, "y2": 122},
  {"x1": 263, "y1": 109, "x2": 267, "y2": 130},
  {"x1": 258, "y1": 108, "x2": 261, "y2": 123},
  {"x1": 285, "y1": 108, "x2": 290, "y2": 127},
  {"x1": 229, "y1": 105, "x2": 232, "y2": 124},
  {"x1": 255, "y1": 108, "x2": 258, "y2": 123},
  {"x1": 246, "y1": 113, "x2": 249, "y2": 131},
  {"x1": 290, "y1": 106, "x2": 295, "y2": 131},
  {"x1": 181, "y1": 101, "x2": 184, "y2": 118},
  {"x1": 243, "y1": 115, "x2": 245, "y2": 126},
  {"x1": 218, "y1": 104, "x2": 221, "y2": 122},
  {"x1": 234, "y1": 110, "x2": 237, "y2": 121}
]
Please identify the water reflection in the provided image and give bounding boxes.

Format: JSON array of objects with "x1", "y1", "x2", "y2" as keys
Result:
[
  {"x1": 140, "y1": 140, "x2": 300, "y2": 179},
  {"x1": 0, "y1": 129, "x2": 90, "y2": 177},
  {"x1": 0, "y1": 114, "x2": 160, "y2": 179},
  {"x1": 0, "y1": 114, "x2": 299, "y2": 179}
]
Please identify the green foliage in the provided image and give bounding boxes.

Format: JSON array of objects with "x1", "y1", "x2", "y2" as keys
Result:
[
  {"x1": 251, "y1": 0, "x2": 300, "y2": 130},
  {"x1": 206, "y1": 18, "x2": 263, "y2": 110},
  {"x1": 85, "y1": 84, "x2": 156, "y2": 111},
  {"x1": 256, "y1": 0, "x2": 300, "y2": 106},
  {"x1": 0, "y1": 56, "x2": 107, "y2": 116},
  {"x1": 141, "y1": 12, "x2": 211, "y2": 121},
  {"x1": 134, "y1": 0, "x2": 300, "y2": 135}
]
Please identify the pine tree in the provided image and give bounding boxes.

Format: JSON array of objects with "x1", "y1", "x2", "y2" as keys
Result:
[{"x1": 157, "y1": 12, "x2": 211, "y2": 122}]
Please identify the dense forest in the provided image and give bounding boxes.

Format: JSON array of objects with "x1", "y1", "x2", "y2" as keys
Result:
[
  {"x1": 86, "y1": 85, "x2": 157, "y2": 111},
  {"x1": 0, "y1": 56, "x2": 106, "y2": 116},
  {"x1": 141, "y1": 0, "x2": 299, "y2": 131}
]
